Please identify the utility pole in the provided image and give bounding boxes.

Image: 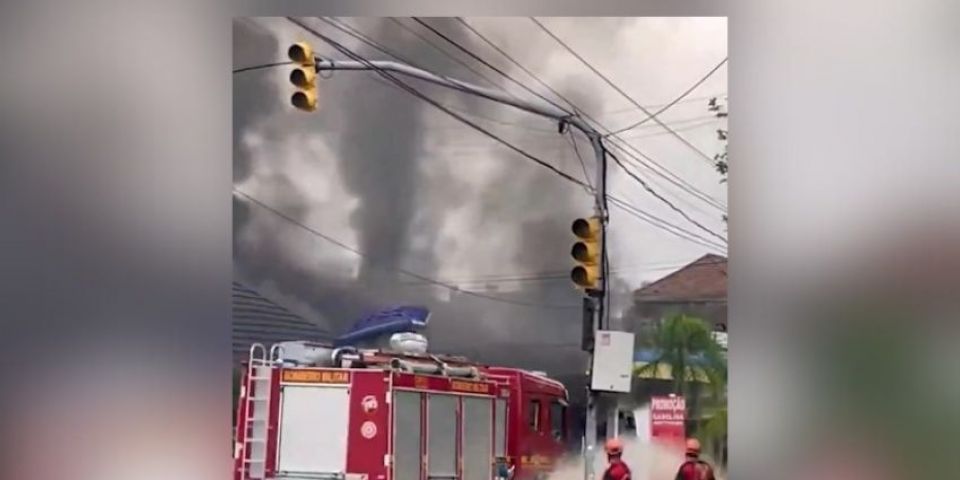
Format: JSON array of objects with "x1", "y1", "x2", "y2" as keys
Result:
[{"x1": 297, "y1": 51, "x2": 609, "y2": 480}]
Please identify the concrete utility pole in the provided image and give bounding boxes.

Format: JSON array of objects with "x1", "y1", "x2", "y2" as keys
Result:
[{"x1": 309, "y1": 56, "x2": 609, "y2": 480}]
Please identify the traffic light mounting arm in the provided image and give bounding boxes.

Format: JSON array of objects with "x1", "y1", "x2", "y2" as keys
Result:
[{"x1": 307, "y1": 56, "x2": 611, "y2": 219}]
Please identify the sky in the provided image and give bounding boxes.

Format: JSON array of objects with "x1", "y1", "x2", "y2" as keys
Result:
[{"x1": 232, "y1": 16, "x2": 727, "y2": 386}]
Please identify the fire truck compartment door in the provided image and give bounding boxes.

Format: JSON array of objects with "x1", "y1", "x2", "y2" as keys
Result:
[
  {"x1": 462, "y1": 398, "x2": 493, "y2": 480},
  {"x1": 277, "y1": 385, "x2": 350, "y2": 476},
  {"x1": 427, "y1": 394, "x2": 458, "y2": 478},
  {"x1": 393, "y1": 392, "x2": 422, "y2": 480},
  {"x1": 494, "y1": 398, "x2": 507, "y2": 458}
]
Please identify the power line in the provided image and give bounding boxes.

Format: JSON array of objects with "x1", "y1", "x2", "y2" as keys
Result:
[
  {"x1": 567, "y1": 129, "x2": 594, "y2": 192},
  {"x1": 529, "y1": 17, "x2": 721, "y2": 167},
  {"x1": 385, "y1": 17, "x2": 515, "y2": 96},
  {"x1": 455, "y1": 17, "x2": 578, "y2": 113},
  {"x1": 620, "y1": 118, "x2": 719, "y2": 140},
  {"x1": 413, "y1": 17, "x2": 572, "y2": 114},
  {"x1": 439, "y1": 18, "x2": 727, "y2": 235},
  {"x1": 404, "y1": 256, "x2": 730, "y2": 284},
  {"x1": 399, "y1": 257, "x2": 730, "y2": 287},
  {"x1": 323, "y1": 19, "x2": 726, "y2": 236},
  {"x1": 296, "y1": 18, "x2": 586, "y2": 186},
  {"x1": 321, "y1": 17, "x2": 421, "y2": 68},
  {"x1": 608, "y1": 149, "x2": 727, "y2": 244},
  {"x1": 598, "y1": 93, "x2": 725, "y2": 115},
  {"x1": 433, "y1": 112, "x2": 718, "y2": 137},
  {"x1": 233, "y1": 60, "x2": 293, "y2": 74},
  {"x1": 457, "y1": 17, "x2": 726, "y2": 212},
  {"x1": 288, "y1": 17, "x2": 725, "y2": 253},
  {"x1": 607, "y1": 57, "x2": 727, "y2": 136},
  {"x1": 235, "y1": 188, "x2": 580, "y2": 310},
  {"x1": 606, "y1": 195, "x2": 727, "y2": 252}
]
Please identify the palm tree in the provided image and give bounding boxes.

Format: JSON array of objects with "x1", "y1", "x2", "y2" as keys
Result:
[
  {"x1": 636, "y1": 314, "x2": 726, "y2": 397},
  {"x1": 635, "y1": 314, "x2": 727, "y2": 463},
  {"x1": 699, "y1": 403, "x2": 727, "y2": 467}
]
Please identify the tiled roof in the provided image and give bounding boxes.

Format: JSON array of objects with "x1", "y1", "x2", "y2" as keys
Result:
[
  {"x1": 232, "y1": 281, "x2": 331, "y2": 363},
  {"x1": 634, "y1": 254, "x2": 727, "y2": 301}
]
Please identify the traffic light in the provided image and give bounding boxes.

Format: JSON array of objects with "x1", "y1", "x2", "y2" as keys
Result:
[
  {"x1": 570, "y1": 216, "x2": 603, "y2": 290},
  {"x1": 287, "y1": 42, "x2": 318, "y2": 112}
]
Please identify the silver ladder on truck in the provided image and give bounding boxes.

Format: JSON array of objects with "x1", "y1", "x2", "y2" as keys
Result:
[{"x1": 239, "y1": 343, "x2": 282, "y2": 480}]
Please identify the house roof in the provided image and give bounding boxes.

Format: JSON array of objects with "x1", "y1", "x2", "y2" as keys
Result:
[
  {"x1": 232, "y1": 281, "x2": 332, "y2": 364},
  {"x1": 633, "y1": 254, "x2": 727, "y2": 302}
]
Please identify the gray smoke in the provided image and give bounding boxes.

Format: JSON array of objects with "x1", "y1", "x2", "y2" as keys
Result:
[{"x1": 233, "y1": 18, "x2": 636, "y2": 403}]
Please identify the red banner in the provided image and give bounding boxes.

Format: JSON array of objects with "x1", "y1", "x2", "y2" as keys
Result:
[{"x1": 649, "y1": 395, "x2": 686, "y2": 447}]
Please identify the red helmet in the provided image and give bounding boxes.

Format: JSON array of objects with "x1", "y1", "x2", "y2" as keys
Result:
[
  {"x1": 604, "y1": 437, "x2": 624, "y2": 455},
  {"x1": 685, "y1": 438, "x2": 701, "y2": 456}
]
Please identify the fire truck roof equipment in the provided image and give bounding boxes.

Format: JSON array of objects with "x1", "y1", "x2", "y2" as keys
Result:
[{"x1": 335, "y1": 305, "x2": 430, "y2": 346}]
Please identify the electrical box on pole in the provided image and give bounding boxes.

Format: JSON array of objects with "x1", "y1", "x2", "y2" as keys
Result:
[{"x1": 590, "y1": 330, "x2": 635, "y2": 393}]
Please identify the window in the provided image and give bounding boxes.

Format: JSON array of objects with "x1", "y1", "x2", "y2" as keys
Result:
[
  {"x1": 528, "y1": 400, "x2": 541, "y2": 432},
  {"x1": 550, "y1": 402, "x2": 566, "y2": 440}
]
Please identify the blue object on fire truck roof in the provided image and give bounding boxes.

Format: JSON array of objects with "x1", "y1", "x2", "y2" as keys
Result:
[{"x1": 334, "y1": 306, "x2": 430, "y2": 346}]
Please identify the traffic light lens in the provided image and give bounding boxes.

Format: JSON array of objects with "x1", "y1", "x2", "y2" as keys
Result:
[
  {"x1": 291, "y1": 91, "x2": 317, "y2": 112},
  {"x1": 572, "y1": 243, "x2": 588, "y2": 261},
  {"x1": 288, "y1": 44, "x2": 310, "y2": 64},
  {"x1": 290, "y1": 68, "x2": 313, "y2": 87},
  {"x1": 571, "y1": 267, "x2": 586, "y2": 285},
  {"x1": 571, "y1": 266, "x2": 595, "y2": 287},
  {"x1": 572, "y1": 219, "x2": 590, "y2": 237},
  {"x1": 290, "y1": 69, "x2": 305, "y2": 86}
]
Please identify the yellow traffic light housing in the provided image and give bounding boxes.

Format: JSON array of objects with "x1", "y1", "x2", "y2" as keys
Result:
[
  {"x1": 288, "y1": 42, "x2": 318, "y2": 112},
  {"x1": 571, "y1": 216, "x2": 603, "y2": 290}
]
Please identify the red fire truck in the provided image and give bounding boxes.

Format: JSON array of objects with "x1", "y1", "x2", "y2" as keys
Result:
[{"x1": 234, "y1": 342, "x2": 571, "y2": 480}]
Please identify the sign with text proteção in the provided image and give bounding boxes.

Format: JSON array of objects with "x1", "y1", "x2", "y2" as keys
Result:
[{"x1": 649, "y1": 395, "x2": 686, "y2": 446}]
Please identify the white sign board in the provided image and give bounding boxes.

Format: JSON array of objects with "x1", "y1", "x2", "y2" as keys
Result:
[{"x1": 590, "y1": 330, "x2": 635, "y2": 393}]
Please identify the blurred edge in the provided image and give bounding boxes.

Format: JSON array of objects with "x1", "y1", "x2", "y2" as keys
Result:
[{"x1": 0, "y1": 1, "x2": 958, "y2": 480}]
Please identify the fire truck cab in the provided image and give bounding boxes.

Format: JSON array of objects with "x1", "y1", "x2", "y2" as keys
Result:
[{"x1": 234, "y1": 342, "x2": 570, "y2": 480}]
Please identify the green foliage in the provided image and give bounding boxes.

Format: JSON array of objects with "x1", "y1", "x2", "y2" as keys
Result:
[
  {"x1": 635, "y1": 314, "x2": 727, "y2": 397},
  {"x1": 709, "y1": 97, "x2": 728, "y2": 224},
  {"x1": 636, "y1": 314, "x2": 728, "y2": 464}
]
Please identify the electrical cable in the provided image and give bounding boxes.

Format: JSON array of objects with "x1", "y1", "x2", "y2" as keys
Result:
[
  {"x1": 397, "y1": 256, "x2": 730, "y2": 287},
  {"x1": 398, "y1": 256, "x2": 729, "y2": 283},
  {"x1": 606, "y1": 58, "x2": 727, "y2": 136},
  {"x1": 235, "y1": 188, "x2": 580, "y2": 310},
  {"x1": 567, "y1": 129, "x2": 594, "y2": 193},
  {"x1": 286, "y1": 17, "x2": 727, "y2": 253},
  {"x1": 425, "y1": 17, "x2": 727, "y2": 235},
  {"x1": 233, "y1": 60, "x2": 294, "y2": 74},
  {"x1": 529, "y1": 17, "x2": 720, "y2": 167},
  {"x1": 456, "y1": 17, "x2": 726, "y2": 212},
  {"x1": 598, "y1": 93, "x2": 725, "y2": 115},
  {"x1": 608, "y1": 149, "x2": 727, "y2": 244},
  {"x1": 386, "y1": 17, "x2": 517, "y2": 96},
  {"x1": 606, "y1": 195, "x2": 727, "y2": 252},
  {"x1": 413, "y1": 17, "x2": 572, "y2": 115}
]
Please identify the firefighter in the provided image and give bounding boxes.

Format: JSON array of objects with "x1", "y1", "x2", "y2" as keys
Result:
[
  {"x1": 494, "y1": 456, "x2": 514, "y2": 480},
  {"x1": 602, "y1": 437, "x2": 631, "y2": 480},
  {"x1": 674, "y1": 438, "x2": 716, "y2": 480}
]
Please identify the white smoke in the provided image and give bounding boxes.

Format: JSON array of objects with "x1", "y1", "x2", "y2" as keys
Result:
[
  {"x1": 547, "y1": 405, "x2": 726, "y2": 480},
  {"x1": 549, "y1": 437, "x2": 684, "y2": 480}
]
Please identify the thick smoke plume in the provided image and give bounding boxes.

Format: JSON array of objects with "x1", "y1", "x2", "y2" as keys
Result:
[{"x1": 233, "y1": 18, "x2": 641, "y2": 406}]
